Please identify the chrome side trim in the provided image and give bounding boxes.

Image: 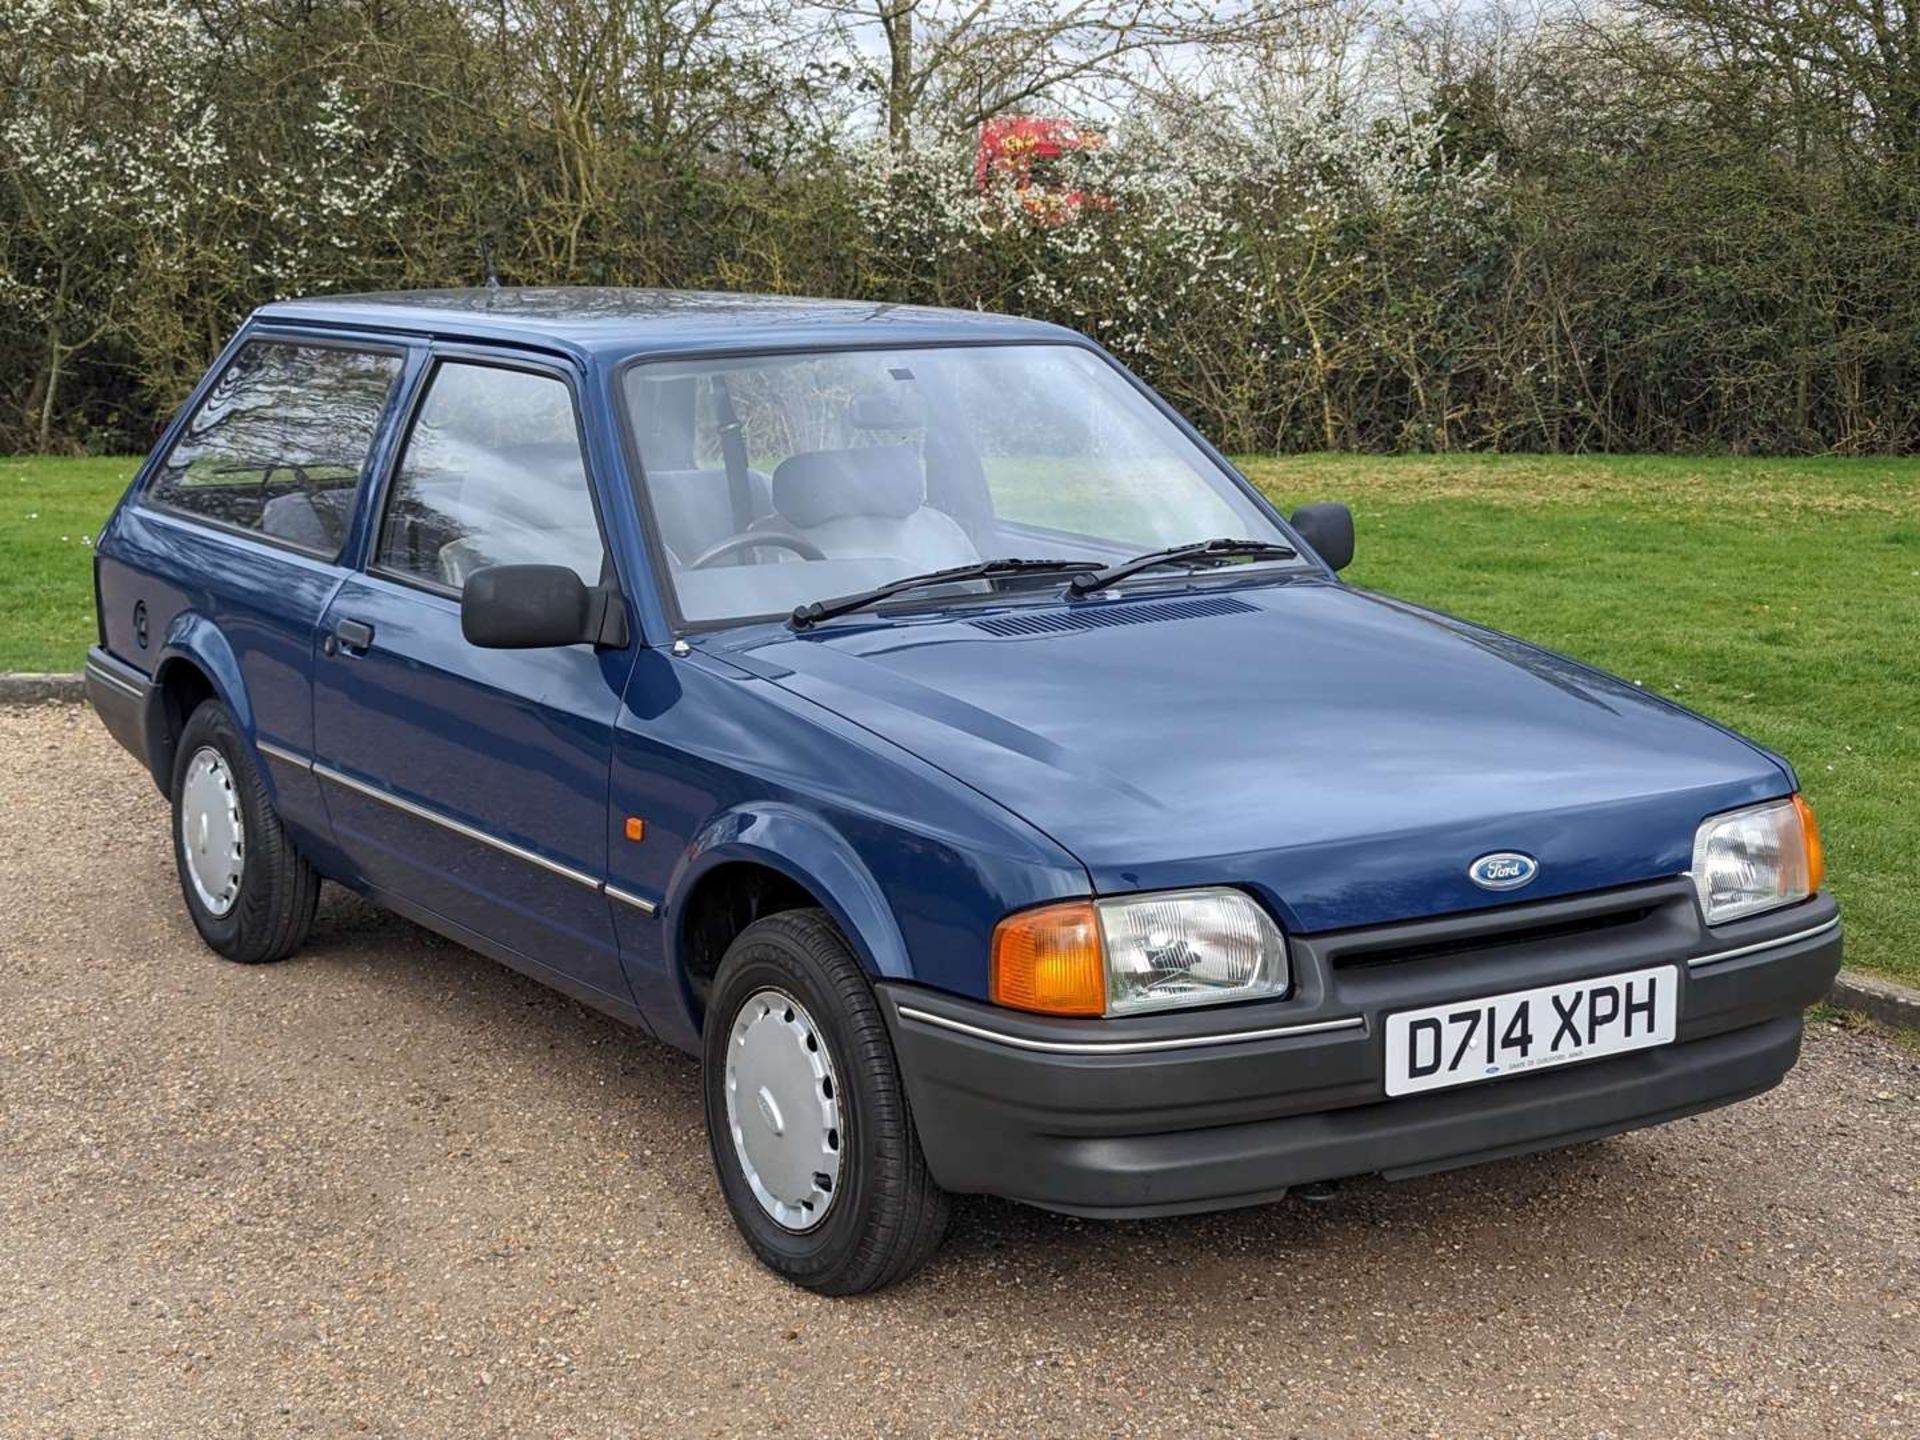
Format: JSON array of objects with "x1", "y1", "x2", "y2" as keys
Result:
[
  {"x1": 84, "y1": 660, "x2": 145, "y2": 700},
  {"x1": 255, "y1": 739, "x2": 311, "y2": 770},
  {"x1": 312, "y1": 762, "x2": 602, "y2": 891},
  {"x1": 1688, "y1": 915, "x2": 1840, "y2": 969},
  {"x1": 895, "y1": 1005, "x2": 1365, "y2": 1055},
  {"x1": 604, "y1": 884, "x2": 659, "y2": 917}
]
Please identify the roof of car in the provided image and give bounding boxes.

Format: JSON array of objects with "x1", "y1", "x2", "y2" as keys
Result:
[{"x1": 252, "y1": 288, "x2": 1079, "y2": 358}]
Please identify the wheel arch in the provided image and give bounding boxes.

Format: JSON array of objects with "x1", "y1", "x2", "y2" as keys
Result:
[
  {"x1": 144, "y1": 614, "x2": 251, "y2": 793},
  {"x1": 663, "y1": 804, "x2": 913, "y2": 1032}
]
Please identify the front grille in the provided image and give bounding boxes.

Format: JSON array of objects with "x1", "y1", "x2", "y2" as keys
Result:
[
  {"x1": 1307, "y1": 880, "x2": 1694, "y2": 974},
  {"x1": 1330, "y1": 901, "x2": 1663, "y2": 970}
]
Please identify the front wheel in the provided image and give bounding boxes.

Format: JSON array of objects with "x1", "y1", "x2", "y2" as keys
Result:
[
  {"x1": 702, "y1": 909, "x2": 950, "y2": 1294},
  {"x1": 170, "y1": 699, "x2": 319, "y2": 964}
]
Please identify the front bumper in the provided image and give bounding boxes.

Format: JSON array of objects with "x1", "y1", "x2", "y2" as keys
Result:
[{"x1": 878, "y1": 880, "x2": 1842, "y2": 1217}]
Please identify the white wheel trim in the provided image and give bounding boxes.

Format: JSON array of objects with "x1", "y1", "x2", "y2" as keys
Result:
[
  {"x1": 180, "y1": 745, "x2": 245, "y2": 917},
  {"x1": 724, "y1": 988, "x2": 843, "y2": 1232}
]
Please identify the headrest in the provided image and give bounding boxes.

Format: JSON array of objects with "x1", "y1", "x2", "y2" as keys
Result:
[{"x1": 772, "y1": 446, "x2": 924, "y2": 528}]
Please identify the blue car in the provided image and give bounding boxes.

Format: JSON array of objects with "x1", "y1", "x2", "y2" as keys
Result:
[{"x1": 86, "y1": 290, "x2": 1843, "y2": 1293}]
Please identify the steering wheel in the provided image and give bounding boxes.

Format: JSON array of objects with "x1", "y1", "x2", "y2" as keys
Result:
[{"x1": 687, "y1": 531, "x2": 827, "y2": 569}]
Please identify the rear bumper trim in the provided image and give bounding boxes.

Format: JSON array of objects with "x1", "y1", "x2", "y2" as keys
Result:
[
  {"x1": 84, "y1": 656, "x2": 145, "y2": 700},
  {"x1": 84, "y1": 646, "x2": 153, "y2": 773}
]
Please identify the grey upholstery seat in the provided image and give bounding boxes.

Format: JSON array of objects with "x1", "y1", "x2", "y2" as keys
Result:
[
  {"x1": 437, "y1": 526, "x2": 605, "y2": 588},
  {"x1": 428, "y1": 441, "x2": 605, "y2": 588},
  {"x1": 259, "y1": 486, "x2": 355, "y2": 552},
  {"x1": 762, "y1": 445, "x2": 978, "y2": 571}
]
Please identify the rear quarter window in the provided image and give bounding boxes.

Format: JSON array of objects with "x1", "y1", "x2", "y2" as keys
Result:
[{"x1": 147, "y1": 340, "x2": 404, "y2": 557}]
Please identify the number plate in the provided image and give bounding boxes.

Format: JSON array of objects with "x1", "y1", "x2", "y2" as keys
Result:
[{"x1": 1383, "y1": 965, "x2": 1678, "y2": 1098}]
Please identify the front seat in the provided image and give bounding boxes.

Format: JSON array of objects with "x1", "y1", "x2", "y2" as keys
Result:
[
  {"x1": 432, "y1": 442, "x2": 605, "y2": 589},
  {"x1": 763, "y1": 445, "x2": 979, "y2": 571}
]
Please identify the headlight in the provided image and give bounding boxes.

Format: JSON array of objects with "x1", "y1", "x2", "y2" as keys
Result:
[
  {"x1": 1691, "y1": 795, "x2": 1824, "y2": 926},
  {"x1": 990, "y1": 887, "x2": 1290, "y2": 1017}
]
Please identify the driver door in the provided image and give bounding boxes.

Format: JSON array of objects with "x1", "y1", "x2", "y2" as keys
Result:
[{"x1": 310, "y1": 348, "x2": 637, "y2": 1007}]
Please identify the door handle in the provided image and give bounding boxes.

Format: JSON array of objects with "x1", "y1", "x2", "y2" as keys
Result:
[{"x1": 334, "y1": 618, "x2": 375, "y2": 654}]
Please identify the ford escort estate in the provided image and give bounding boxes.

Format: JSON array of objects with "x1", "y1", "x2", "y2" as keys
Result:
[{"x1": 86, "y1": 289, "x2": 1844, "y2": 1293}]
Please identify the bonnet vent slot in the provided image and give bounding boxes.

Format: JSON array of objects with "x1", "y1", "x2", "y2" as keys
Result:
[{"x1": 968, "y1": 596, "x2": 1258, "y2": 637}]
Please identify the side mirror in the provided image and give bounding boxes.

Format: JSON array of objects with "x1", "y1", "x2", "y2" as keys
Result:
[
  {"x1": 461, "y1": 564, "x2": 628, "y2": 649},
  {"x1": 1289, "y1": 503, "x2": 1355, "y2": 572}
]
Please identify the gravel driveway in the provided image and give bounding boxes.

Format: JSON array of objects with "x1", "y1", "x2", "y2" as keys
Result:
[{"x1": 3, "y1": 702, "x2": 1915, "y2": 1438}]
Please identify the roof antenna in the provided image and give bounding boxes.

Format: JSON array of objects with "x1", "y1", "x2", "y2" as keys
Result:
[{"x1": 480, "y1": 236, "x2": 501, "y2": 291}]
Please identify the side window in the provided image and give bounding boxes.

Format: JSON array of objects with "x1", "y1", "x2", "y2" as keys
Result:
[
  {"x1": 375, "y1": 362, "x2": 605, "y2": 592},
  {"x1": 148, "y1": 341, "x2": 403, "y2": 555}
]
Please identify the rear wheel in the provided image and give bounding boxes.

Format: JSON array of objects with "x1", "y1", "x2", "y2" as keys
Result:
[
  {"x1": 702, "y1": 908, "x2": 950, "y2": 1294},
  {"x1": 170, "y1": 700, "x2": 318, "y2": 964}
]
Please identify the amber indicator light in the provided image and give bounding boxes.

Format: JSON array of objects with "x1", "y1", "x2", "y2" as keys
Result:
[
  {"x1": 1793, "y1": 794, "x2": 1824, "y2": 893},
  {"x1": 990, "y1": 900, "x2": 1105, "y2": 1016}
]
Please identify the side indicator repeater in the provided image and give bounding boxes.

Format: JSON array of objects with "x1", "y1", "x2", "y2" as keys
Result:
[{"x1": 624, "y1": 817, "x2": 647, "y2": 843}]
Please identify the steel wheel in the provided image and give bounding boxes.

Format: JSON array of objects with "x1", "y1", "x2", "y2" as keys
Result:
[
  {"x1": 723, "y1": 987, "x2": 843, "y2": 1231},
  {"x1": 703, "y1": 910, "x2": 950, "y2": 1292},
  {"x1": 179, "y1": 744, "x2": 246, "y2": 917}
]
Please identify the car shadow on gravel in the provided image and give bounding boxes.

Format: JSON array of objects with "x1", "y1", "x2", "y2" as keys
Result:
[
  {"x1": 287, "y1": 884, "x2": 1718, "y2": 1309},
  {"x1": 291, "y1": 883, "x2": 705, "y2": 1086},
  {"x1": 925, "y1": 1136, "x2": 1666, "y2": 1285}
]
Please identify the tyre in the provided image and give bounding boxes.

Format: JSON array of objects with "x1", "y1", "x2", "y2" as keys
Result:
[
  {"x1": 170, "y1": 699, "x2": 319, "y2": 964},
  {"x1": 702, "y1": 908, "x2": 950, "y2": 1294}
]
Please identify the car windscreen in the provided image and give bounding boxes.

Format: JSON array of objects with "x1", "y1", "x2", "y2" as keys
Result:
[{"x1": 622, "y1": 342, "x2": 1294, "y2": 626}]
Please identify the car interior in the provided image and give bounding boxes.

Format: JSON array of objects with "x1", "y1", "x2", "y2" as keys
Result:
[
  {"x1": 375, "y1": 439, "x2": 606, "y2": 589},
  {"x1": 177, "y1": 348, "x2": 1213, "y2": 624},
  {"x1": 626, "y1": 368, "x2": 1077, "y2": 621},
  {"x1": 259, "y1": 483, "x2": 356, "y2": 551}
]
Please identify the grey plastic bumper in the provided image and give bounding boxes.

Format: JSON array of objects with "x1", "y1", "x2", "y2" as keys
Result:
[
  {"x1": 880, "y1": 885, "x2": 1842, "y2": 1217},
  {"x1": 85, "y1": 646, "x2": 152, "y2": 768}
]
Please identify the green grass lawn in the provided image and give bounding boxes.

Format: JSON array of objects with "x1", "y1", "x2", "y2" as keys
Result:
[
  {"x1": 0, "y1": 455, "x2": 135, "y2": 672},
  {"x1": 4, "y1": 451, "x2": 1915, "y2": 984}
]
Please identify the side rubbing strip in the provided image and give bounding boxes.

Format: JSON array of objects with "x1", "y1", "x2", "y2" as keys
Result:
[
  {"x1": 313, "y1": 762, "x2": 603, "y2": 891},
  {"x1": 255, "y1": 739, "x2": 312, "y2": 770},
  {"x1": 309, "y1": 760, "x2": 662, "y2": 918},
  {"x1": 604, "y1": 885, "x2": 659, "y2": 917},
  {"x1": 895, "y1": 1006, "x2": 1364, "y2": 1055}
]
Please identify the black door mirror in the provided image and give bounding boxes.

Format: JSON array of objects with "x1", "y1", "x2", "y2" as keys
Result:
[
  {"x1": 461, "y1": 564, "x2": 628, "y2": 649},
  {"x1": 1289, "y1": 503, "x2": 1355, "y2": 572}
]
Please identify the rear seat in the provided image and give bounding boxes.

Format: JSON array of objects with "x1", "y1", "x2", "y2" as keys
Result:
[{"x1": 259, "y1": 486, "x2": 355, "y2": 552}]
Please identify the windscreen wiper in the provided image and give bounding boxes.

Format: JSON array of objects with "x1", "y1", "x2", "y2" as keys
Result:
[
  {"x1": 790, "y1": 558, "x2": 1101, "y2": 630},
  {"x1": 1066, "y1": 537, "x2": 1299, "y2": 596}
]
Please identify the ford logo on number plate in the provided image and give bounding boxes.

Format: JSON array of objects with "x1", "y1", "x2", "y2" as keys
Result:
[{"x1": 1469, "y1": 852, "x2": 1539, "y2": 891}]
